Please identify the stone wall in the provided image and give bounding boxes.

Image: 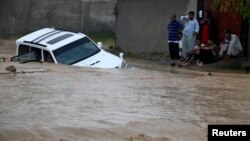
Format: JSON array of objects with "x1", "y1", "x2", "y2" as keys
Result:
[{"x1": 0, "y1": 0, "x2": 116, "y2": 38}]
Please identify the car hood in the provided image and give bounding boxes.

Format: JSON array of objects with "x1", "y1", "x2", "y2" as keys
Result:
[{"x1": 72, "y1": 50, "x2": 123, "y2": 68}]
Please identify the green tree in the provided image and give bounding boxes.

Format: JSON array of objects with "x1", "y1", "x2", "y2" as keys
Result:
[
  {"x1": 239, "y1": 0, "x2": 250, "y2": 20},
  {"x1": 212, "y1": 0, "x2": 250, "y2": 21}
]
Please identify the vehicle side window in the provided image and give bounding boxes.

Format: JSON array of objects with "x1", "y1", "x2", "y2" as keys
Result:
[
  {"x1": 18, "y1": 45, "x2": 30, "y2": 55},
  {"x1": 30, "y1": 47, "x2": 42, "y2": 60},
  {"x1": 43, "y1": 50, "x2": 54, "y2": 63}
]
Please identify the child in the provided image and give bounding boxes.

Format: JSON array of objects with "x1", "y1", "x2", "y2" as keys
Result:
[
  {"x1": 179, "y1": 40, "x2": 201, "y2": 67},
  {"x1": 178, "y1": 32, "x2": 183, "y2": 59}
]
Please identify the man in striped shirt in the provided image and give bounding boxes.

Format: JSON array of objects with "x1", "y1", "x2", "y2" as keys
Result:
[{"x1": 168, "y1": 14, "x2": 182, "y2": 66}]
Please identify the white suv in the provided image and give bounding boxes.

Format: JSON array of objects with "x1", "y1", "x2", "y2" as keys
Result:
[{"x1": 12, "y1": 28, "x2": 127, "y2": 68}]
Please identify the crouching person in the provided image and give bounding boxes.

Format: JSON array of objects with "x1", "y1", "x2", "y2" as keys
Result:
[
  {"x1": 179, "y1": 39, "x2": 218, "y2": 67},
  {"x1": 196, "y1": 40, "x2": 218, "y2": 66},
  {"x1": 179, "y1": 40, "x2": 201, "y2": 67},
  {"x1": 219, "y1": 29, "x2": 243, "y2": 60}
]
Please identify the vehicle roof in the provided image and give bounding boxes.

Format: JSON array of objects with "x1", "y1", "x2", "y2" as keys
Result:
[{"x1": 16, "y1": 28, "x2": 87, "y2": 51}]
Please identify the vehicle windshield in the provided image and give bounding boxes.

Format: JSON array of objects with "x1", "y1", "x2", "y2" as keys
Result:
[{"x1": 53, "y1": 37, "x2": 100, "y2": 65}]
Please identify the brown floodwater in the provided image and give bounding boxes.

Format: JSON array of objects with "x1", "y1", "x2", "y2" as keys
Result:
[{"x1": 0, "y1": 40, "x2": 250, "y2": 141}]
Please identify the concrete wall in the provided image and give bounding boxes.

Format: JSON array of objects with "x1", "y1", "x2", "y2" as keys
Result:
[
  {"x1": 116, "y1": 0, "x2": 197, "y2": 53},
  {"x1": 0, "y1": 0, "x2": 116, "y2": 38}
]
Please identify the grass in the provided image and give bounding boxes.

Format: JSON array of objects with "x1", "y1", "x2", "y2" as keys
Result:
[
  {"x1": 3, "y1": 28, "x2": 34, "y2": 40},
  {"x1": 86, "y1": 32, "x2": 115, "y2": 48}
]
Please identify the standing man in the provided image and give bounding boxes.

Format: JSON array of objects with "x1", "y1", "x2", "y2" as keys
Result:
[
  {"x1": 180, "y1": 11, "x2": 200, "y2": 58},
  {"x1": 167, "y1": 14, "x2": 182, "y2": 66}
]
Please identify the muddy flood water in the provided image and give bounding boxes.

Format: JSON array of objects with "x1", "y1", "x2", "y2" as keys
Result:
[{"x1": 0, "y1": 40, "x2": 250, "y2": 141}]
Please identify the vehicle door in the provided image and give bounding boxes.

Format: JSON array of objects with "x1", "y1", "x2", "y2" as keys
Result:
[
  {"x1": 11, "y1": 45, "x2": 42, "y2": 63},
  {"x1": 43, "y1": 50, "x2": 55, "y2": 63}
]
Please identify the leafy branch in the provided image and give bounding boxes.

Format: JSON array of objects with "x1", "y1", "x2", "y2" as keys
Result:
[
  {"x1": 212, "y1": 0, "x2": 250, "y2": 21},
  {"x1": 212, "y1": 0, "x2": 220, "y2": 10},
  {"x1": 239, "y1": 0, "x2": 250, "y2": 20}
]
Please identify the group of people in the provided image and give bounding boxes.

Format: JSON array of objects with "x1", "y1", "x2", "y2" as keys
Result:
[{"x1": 167, "y1": 10, "x2": 243, "y2": 67}]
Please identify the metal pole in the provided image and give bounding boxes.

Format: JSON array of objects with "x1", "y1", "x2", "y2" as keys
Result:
[
  {"x1": 80, "y1": 0, "x2": 84, "y2": 32},
  {"x1": 113, "y1": 3, "x2": 118, "y2": 48}
]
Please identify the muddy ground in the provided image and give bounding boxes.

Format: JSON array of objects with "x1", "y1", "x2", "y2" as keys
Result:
[{"x1": 0, "y1": 39, "x2": 250, "y2": 141}]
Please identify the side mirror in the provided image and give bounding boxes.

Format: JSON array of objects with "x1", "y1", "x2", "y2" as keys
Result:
[
  {"x1": 97, "y1": 42, "x2": 103, "y2": 49},
  {"x1": 119, "y1": 52, "x2": 124, "y2": 59}
]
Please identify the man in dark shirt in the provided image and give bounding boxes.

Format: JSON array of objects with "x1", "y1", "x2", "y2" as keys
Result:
[{"x1": 167, "y1": 14, "x2": 182, "y2": 66}]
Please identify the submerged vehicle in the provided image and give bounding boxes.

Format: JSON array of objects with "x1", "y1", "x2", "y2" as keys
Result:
[{"x1": 11, "y1": 28, "x2": 128, "y2": 68}]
